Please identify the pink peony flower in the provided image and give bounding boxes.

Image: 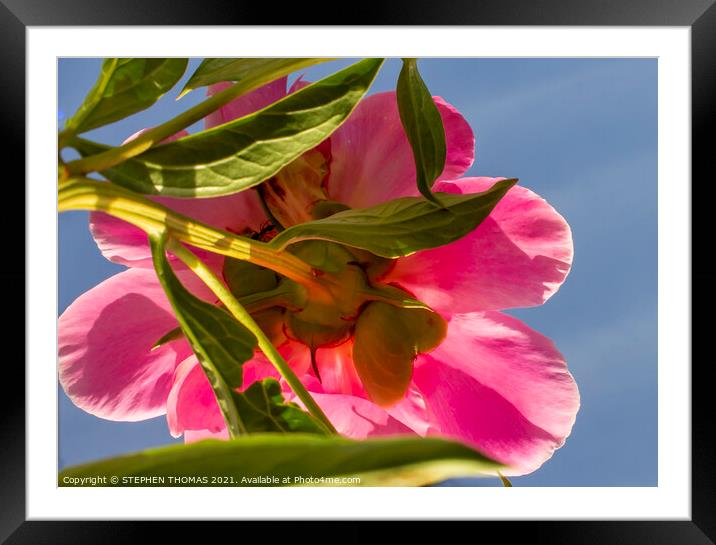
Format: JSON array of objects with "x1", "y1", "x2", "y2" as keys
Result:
[{"x1": 59, "y1": 75, "x2": 579, "y2": 476}]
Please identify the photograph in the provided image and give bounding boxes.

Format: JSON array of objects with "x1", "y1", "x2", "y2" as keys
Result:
[
  {"x1": 0, "y1": 0, "x2": 708, "y2": 534},
  {"x1": 57, "y1": 56, "x2": 657, "y2": 488}
]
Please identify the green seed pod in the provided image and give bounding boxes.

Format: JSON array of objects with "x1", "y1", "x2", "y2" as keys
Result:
[
  {"x1": 252, "y1": 308, "x2": 288, "y2": 347},
  {"x1": 222, "y1": 257, "x2": 278, "y2": 299},
  {"x1": 286, "y1": 312, "x2": 353, "y2": 351},
  {"x1": 352, "y1": 302, "x2": 447, "y2": 407}
]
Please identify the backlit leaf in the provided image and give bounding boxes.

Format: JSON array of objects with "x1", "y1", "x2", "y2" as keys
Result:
[
  {"x1": 72, "y1": 58, "x2": 384, "y2": 198},
  {"x1": 396, "y1": 58, "x2": 447, "y2": 204},
  {"x1": 65, "y1": 58, "x2": 188, "y2": 134},
  {"x1": 233, "y1": 379, "x2": 327, "y2": 434},
  {"x1": 149, "y1": 234, "x2": 257, "y2": 436},
  {"x1": 59, "y1": 434, "x2": 504, "y2": 487},
  {"x1": 269, "y1": 179, "x2": 517, "y2": 258},
  {"x1": 180, "y1": 58, "x2": 332, "y2": 97}
]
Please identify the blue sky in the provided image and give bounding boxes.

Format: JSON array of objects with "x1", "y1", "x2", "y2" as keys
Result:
[{"x1": 58, "y1": 58, "x2": 657, "y2": 486}]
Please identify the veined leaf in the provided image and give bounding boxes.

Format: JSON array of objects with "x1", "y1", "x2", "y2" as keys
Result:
[
  {"x1": 269, "y1": 179, "x2": 518, "y2": 258},
  {"x1": 65, "y1": 58, "x2": 188, "y2": 134},
  {"x1": 396, "y1": 58, "x2": 447, "y2": 205},
  {"x1": 233, "y1": 379, "x2": 327, "y2": 434},
  {"x1": 149, "y1": 234, "x2": 257, "y2": 436},
  {"x1": 180, "y1": 58, "x2": 333, "y2": 97},
  {"x1": 58, "y1": 434, "x2": 504, "y2": 487},
  {"x1": 72, "y1": 58, "x2": 384, "y2": 198}
]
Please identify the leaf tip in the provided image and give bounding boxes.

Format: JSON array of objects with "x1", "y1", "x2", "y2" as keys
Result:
[{"x1": 498, "y1": 471, "x2": 513, "y2": 487}]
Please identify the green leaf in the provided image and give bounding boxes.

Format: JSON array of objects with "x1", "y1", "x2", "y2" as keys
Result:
[
  {"x1": 65, "y1": 58, "x2": 188, "y2": 134},
  {"x1": 179, "y1": 58, "x2": 333, "y2": 98},
  {"x1": 149, "y1": 234, "x2": 257, "y2": 436},
  {"x1": 72, "y1": 58, "x2": 384, "y2": 198},
  {"x1": 151, "y1": 326, "x2": 184, "y2": 349},
  {"x1": 58, "y1": 434, "x2": 504, "y2": 487},
  {"x1": 232, "y1": 379, "x2": 327, "y2": 434},
  {"x1": 269, "y1": 179, "x2": 518, "y2": 258},
  {"x1": 396, "y1": 58, "x2": 447, "y2": 205}
]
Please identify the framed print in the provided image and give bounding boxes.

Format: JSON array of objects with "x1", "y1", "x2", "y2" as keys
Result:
[{"x1": 4, "y1": 0, "x2": 714, "y2": 543}]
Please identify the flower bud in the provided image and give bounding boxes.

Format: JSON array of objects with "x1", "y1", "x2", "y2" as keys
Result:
[
  {"x1": 222, "y1": 257, "x2": 278, "y2": 298},
  {"x1": 352, "y1": 302, "x2": 447, "y2": 407},
  {"x1": 284, "y1": 241, "x2": 365, "y2": 351},
  {"x1": 252, "y1": 308, "x2": 287, "y2": 347}
]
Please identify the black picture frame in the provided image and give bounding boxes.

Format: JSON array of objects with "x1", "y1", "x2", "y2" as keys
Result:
[{"x1": 3, "y1": 1, "x2": 713, "y2": 542}]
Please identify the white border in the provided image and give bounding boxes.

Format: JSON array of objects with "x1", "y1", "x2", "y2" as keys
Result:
[{"x1": 27, "y1": 27, "x2": 691, "y2": 519}]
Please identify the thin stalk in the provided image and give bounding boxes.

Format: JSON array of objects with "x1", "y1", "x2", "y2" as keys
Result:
[
  {"x1": 64, "y1": 61, "x2": 327, "y2": 175},
  {"x1": 239, "y1": 284, "x2": 306, "y2": 313},
  {"x1": 58, "y1": 177, "x2": 320, "y2": 287},
  {"x1": 152, "y1": 285, "x2": 306, "y2": 351},
  {"x1": 166, "y1": 239, "x2": 337, "y2": 435}
]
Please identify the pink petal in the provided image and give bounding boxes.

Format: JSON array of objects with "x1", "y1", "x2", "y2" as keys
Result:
[
  {"x1": 383, "y1": 386, "x2": 436, "y2": 437},
  {"x1": 385, "y1": 177, "x2": 573, "y2": 314},
  {"x1": 183, "y1": 395, "x2": 415, "y2": 441},
  {"x1": 292, "y1": 389, "x2": 415, "y2": 439},
  {"x1": 289, "y1": 343, "x2": 434, "y2": 437},
  {"x1": 254, "y1": 339, "x2": 313, "y2": 390},
  {"x1": 327, "y1": 92, "x2": 475, "y2": 208},
  {"x1": 166, "y1": 353, "x2": 285, "y2": 438},
  {"x1": 89, "y1": 212, "x2": 157, "y2": 268},
  {"x1": 58, "y1": 268, "x2": 210, "y2": 421},
  {"x1": 89, "y1": 189, "x2": 266, "y2": 269},
  {"x1": 167, "y1": 339, "x2": 414, "y2": 441},
  {"x1": 204, "y1": 78, "x2": 288, "y2": 129},
  {"x1": 433, "y1": 96, "x2": 475, "y2": 182},
  {"x1": 312, "y1": 341, "x2": 366, "y2": 397},
  {"x1": 184, "y1": 429, "x2": 230, "y2": 443},
  {"x1": 413, "y1": 312, "x2": 580, "y2": 476},
  {"x1": 166, "y1": 356, "x2": 226, "y2": 437},
  {"x1": 166, "y1": 340, "x2": 310, "y2": 439}
]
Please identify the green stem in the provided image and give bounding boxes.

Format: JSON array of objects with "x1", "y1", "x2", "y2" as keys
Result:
[
  {"x1": 240, "y1": 284, "x2": 306, "y2": 313},
  {"x1": 360, "y1": 284, "x2": 432, "y2": 311},
  {"x1": 65, "y1": 71, "x2": 295, "y2": 175},
  {"x1": 153, "y1": 285, "x2": 306, "y2": 351},
  {"x1": 58, "y1": 129, "x2": 73, "y2": 151},
  {"x1": 166, "y1": 239, "x2": 337, "y2": 435},
  {"x1": 58, "y1": 177, "x2": 320, "y2": 287}
]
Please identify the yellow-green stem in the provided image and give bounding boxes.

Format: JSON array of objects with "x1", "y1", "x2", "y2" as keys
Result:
[
  {"x1": 240, "y1": 284, "x2": 306, "y2": 313},
  {"x1": 166, "y1": 239, "x2": 337, "y2": 435},
  {"x1": 64, "y1": 62, "x2": 328, "y2": 175},
  {"x1": 58, "y1": 177, "x2": 320, "y2": 287}
]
